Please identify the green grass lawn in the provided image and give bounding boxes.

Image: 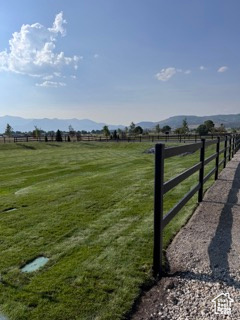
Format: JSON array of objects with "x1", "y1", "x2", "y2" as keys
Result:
[{"x1": 0, "y1": 141, "x2": 223, "y2": 320}]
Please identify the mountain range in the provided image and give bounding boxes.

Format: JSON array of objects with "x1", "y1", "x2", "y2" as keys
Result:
[
  {"x1": 0, "y1": 114, "x2": 240, "y2": 133},
  {"x1": 0, "y1": 116, "x2": 125, "y2": 133},
  {"x1": 138, "y1": 114, "x2": 240, "y2": 129}
]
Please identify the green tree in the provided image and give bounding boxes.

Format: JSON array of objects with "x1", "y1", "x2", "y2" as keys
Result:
[
  {"x1": 162, "y1": 125, "x2": 171, "y2": 133},
  {"x1": 174, "y1": 127, "x2": 184, "y2": 134},
  {"x1": 155, "y1": 124, "x2": 161, "y2": 134},
  {"x1": 196, "y1": 124, "x2": 208, "y2": 135},
  {"x1": 56, "y1": 129, "x2": 63, "y2": 142},
  {"x1": 204, "y1": 120, "x2": 215, "y2": 133},
  {"x1": 102, "y1": 125, "x2": 110, "y2": 137},
  {"x1": 33, "y1": 126, "x2": 40, "y2": 139},
  {"x1": 5, "y1": 123, "x2": 13, "y2": 137},
  {"x1": 182, "y1": 118, "x2": 189, "y2": 133},
  {"x1": 113, "y1": 130, "x2": 118, "y2": 140},
  {"x1": 129, "y1": 122, "x2": 136, "y2": 134},
  {"x1": 68, "y1": 125, "x2": 75, "y2": 137},
  {"x1": 134, "y1": 126, "x2": 143, "y2": 135}
]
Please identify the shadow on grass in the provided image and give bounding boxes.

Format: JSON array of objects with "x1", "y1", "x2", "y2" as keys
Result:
[
  {"x1": 46, "y1": 143, "x2": 61, "y2": 147},
  {"x1": 1, "y1": 278, "x2": 59, "y2": 303},
  {"x1": 17, "y1": 144, "x2": 36, "y2": 150}
]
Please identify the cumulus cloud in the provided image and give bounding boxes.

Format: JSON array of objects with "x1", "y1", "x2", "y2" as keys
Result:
[
  {"x1": 218, "y1": 66, "x2": 228, "y2": 73},
  {"x1": 155, "y1": 67, "x2": 177, "y2": 81},
  {"x1": 200, "y1": 65, "x2": 207, "y2": 71},
  {"x1": 0, "y1": 12, "x2": 81, "y2": 86},
  {"x1": 185, "y1": 70, "x2": 191, "y2": 74}
]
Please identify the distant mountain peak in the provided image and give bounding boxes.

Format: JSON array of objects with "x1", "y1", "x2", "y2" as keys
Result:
[
  {"x1": 0, "y1": 116, "x2": 125, "y2": 133},
  {"x1": 137, "y1": 113, "x2": 240, "y2": 129}
]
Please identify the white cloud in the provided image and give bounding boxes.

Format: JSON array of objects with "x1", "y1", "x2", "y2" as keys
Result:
[
  {"x1": 155, "y1": 67, "x2": 177, "y2": 81},
  {"x1": 200, "y1": 66, "x2": 207, "y2": 71},
  {"x1": 48, "y1": 12, "x2": 67, "y2": 36},
  {"x1": 36, "y1": 81, "x2": 66, "y2": 88},
  {"x1": 43, "y1": 75, "x2": 54, "y2": 80},
  {"x1": 218, "y1": 66, "x2": 228, "y2": 73},
  {"x1": 94, "y1": 54, "x2": 99, "y2": 59},
  {"x1": 155, "y1": 67, "x2": 191, "y2": 81},
  {"x1": 0, "y1": 12, "x2": 81, "y2": 86}
]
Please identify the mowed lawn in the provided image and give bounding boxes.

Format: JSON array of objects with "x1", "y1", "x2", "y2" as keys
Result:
[{"x1": 0, "y1": 141, "x2": 220, "y2": 320}]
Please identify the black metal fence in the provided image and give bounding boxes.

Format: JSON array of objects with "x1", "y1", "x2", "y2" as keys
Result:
[
  {"x1": 153, "y1": 134, "x2": 240, "y2": 276},
  {"x1": 0, "y1": 133, "x2": 236, "y2": 143}
]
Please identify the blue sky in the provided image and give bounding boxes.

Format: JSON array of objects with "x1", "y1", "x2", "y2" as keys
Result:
[{"x1": 0, "y1": 0, "x2": 240, "y2": 125}]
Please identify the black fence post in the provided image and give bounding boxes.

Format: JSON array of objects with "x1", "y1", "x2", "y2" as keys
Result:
[
  {"x1": 153, "y1": 143, "x2": 165, "y2": 276},
  {"x1": 224, "y1": 136, "x2": 227, "y2": 168},
  {"x1": 232, "y1": 136, "x2": 235, "y2": 158},
  {"x1": 215, "y1": 137, "x2": 220, "y2": 180},
  {"x1": 229, "y1": 137, "x2": 232, "y2": 161},
  {"x1": 198, "y1": 139, "x2": 205, "y2": 203}
]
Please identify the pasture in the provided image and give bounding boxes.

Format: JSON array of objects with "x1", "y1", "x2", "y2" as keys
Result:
[{"x1": 0, "y1": 142, "x2": 217, "y2": 319}]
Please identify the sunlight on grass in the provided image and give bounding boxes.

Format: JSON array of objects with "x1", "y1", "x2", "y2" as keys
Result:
[{"x1": 0, "y1": 141, "x2": 223, "y2": 319}]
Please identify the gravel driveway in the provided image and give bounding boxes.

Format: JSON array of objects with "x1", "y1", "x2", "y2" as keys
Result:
[{"x1": 131, "y1": 151, "x2": 240, "y2": 320}]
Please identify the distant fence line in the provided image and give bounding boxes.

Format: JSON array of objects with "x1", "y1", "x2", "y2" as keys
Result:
[
  {"x1": 153, "y1": 134, "x2": 240, "y2": 276},
  {"x1": 0, "y1": 133, "x2": 236, "y2": 144}
]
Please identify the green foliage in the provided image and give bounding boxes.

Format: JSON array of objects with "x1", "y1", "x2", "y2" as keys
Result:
[
  {"x1": 4, "y1": 123, "x2": 13, "y2": 137},
  {"x1": 174, "y1": 127, "x2": 184, "y2": 134},
  {"x1": 102, "y1": 125, "x2": 110, "y2": 137},
  {"x1": 113, "y1": 130, "x2": 118, "y2": 140},
  {"x1": 33, "y1": 126, "x2": 41, "y2": 139},
  {"x1": 55, "y1": 129, "x2": 63, "y2": 142},
  {"x1": 196, "y1": 124, "x2": 208, "y2": 135},
  {"x1": 162, "y1": 125, "x2": 171, "y2": 133},
  {"x1": 204, "y1": 120, "x2": 215, "y2": 132},
  {"x1": 155, "y1": 124, "x2": 161, "y2": 133},
  {"x1": 134, "y1": 126, "x2": 143, "y2": 135},
  {"x1": 182, "y1": 118, "x2": 189, "y2": 133},
  {"x1": 129, "y1": 122, "x2": 136, "y2": 133}
]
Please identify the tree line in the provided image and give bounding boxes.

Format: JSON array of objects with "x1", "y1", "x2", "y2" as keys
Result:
[{"x1": 3, "y1": 118, "x2": 238, "y2": 141}]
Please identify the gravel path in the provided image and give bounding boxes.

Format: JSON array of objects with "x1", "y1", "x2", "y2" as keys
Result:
[{"x1": 131, "y1": 151, "x2": 240, "y2": 320}]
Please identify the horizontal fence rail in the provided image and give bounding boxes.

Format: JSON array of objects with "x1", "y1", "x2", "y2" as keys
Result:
[
  {"x1": 153, "y1": 134, "x2": 240, "y2": 276},
  {"x1": 0, "y1": 133, "x2": 238, "y2": 144}
]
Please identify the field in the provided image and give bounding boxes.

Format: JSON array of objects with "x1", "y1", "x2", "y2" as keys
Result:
[{"x1": 0, "y1": 141, "x2": 218, "y2": 320}]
